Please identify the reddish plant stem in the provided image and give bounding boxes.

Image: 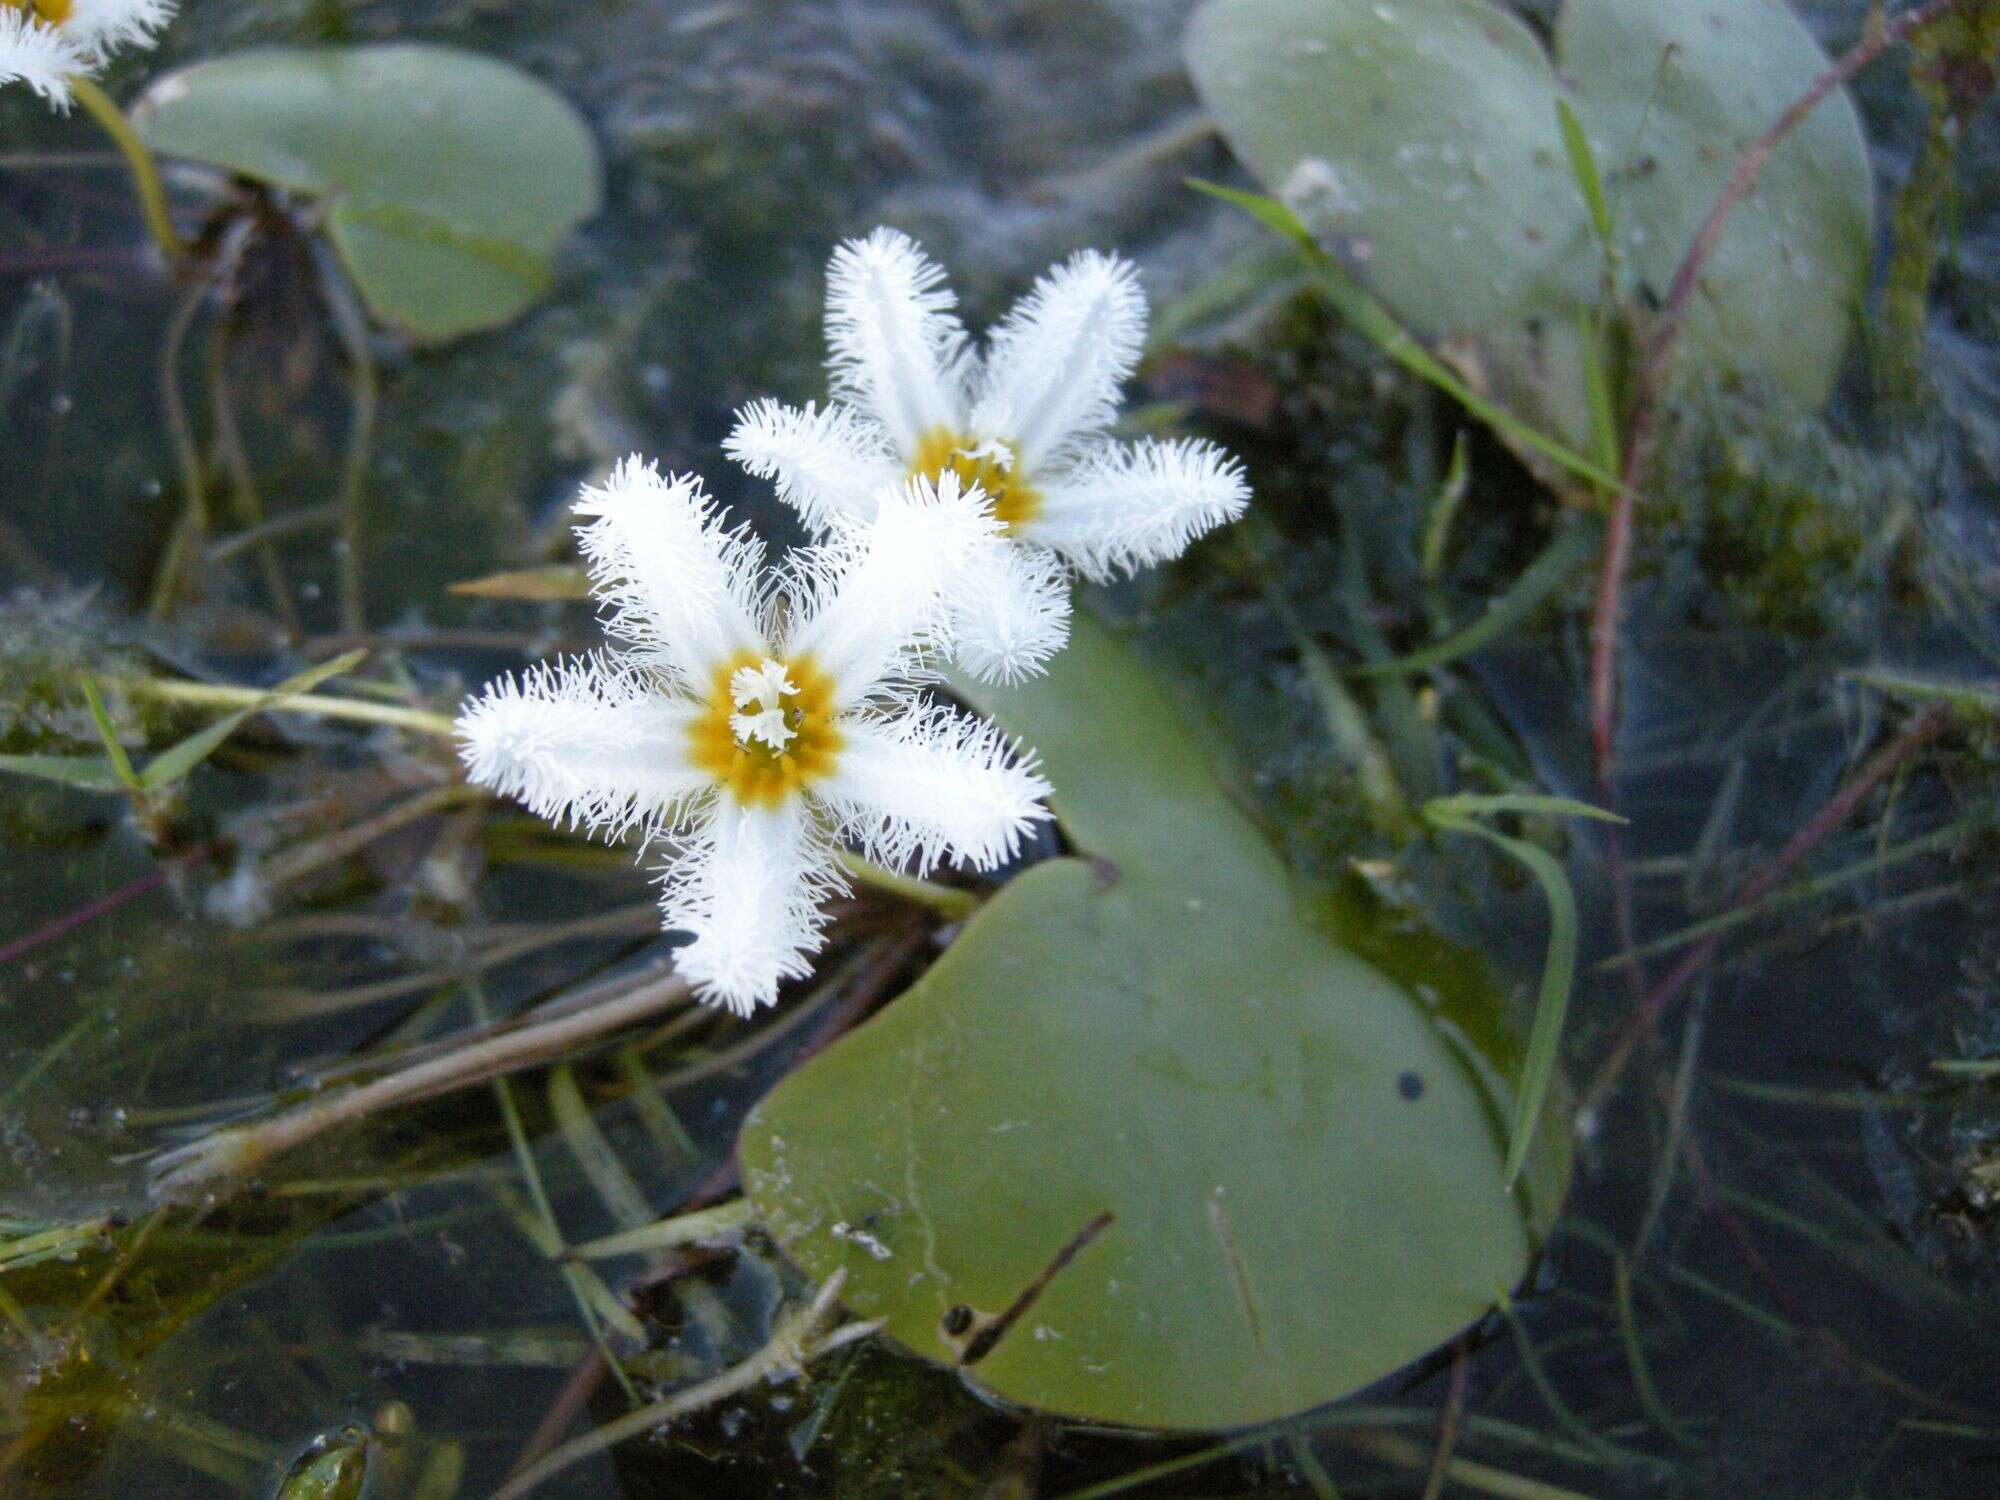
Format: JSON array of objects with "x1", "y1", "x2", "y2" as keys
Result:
[
  {"x1": 1584, "y1": 705, "x2": 1950, "y2": 1113},
  {"x1": 1588, "y1": 0, "x2": 1965, "y2": 782},
  {"x1": 0, "y1": 843, "x2": 216, "y2": 968}
]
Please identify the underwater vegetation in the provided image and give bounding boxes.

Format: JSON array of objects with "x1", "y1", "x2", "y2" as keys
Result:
[{"x1": 1, "y1": 0, "x2": 1999, "y2": 1495}]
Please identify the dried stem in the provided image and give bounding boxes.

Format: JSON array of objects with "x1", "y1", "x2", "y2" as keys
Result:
[
  {"x1": 149, "y1": 972, "x2": 694, "y2": 1202},
  {"x1": 1587, "y1": 0, "x2": 1965, "y2": 781},
  {"x1": 1582, "y1": 704, "x2": 1950, "y2": 1112},
  {"x1": 118, "y1": 673, "x2": 459, "y2": 739},
  {"x1": 492, "y1": 1271, "x2": 877, "y2": 1500}
]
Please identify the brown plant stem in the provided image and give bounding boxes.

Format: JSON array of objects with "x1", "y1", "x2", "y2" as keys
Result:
[
  {"x1": 1587, "y1": 0, "x2": 1966, "y2": 783},
  {"x1": 1583, "y1": 704, "x2": 1950, "y2": 1113}
]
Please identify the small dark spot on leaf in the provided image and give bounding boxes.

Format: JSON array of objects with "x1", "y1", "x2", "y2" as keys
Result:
[
  {"x1": 1398, "y1": 1070, "x2": 1425, "y2": 1101},
  {"x1": 941, "y1": 1304, "x2": 974, "y2": 1337}
]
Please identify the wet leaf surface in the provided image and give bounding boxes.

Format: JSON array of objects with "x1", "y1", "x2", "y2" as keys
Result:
[
  {"x1": 1185, "y1": 0, "x2": 1872, "y2": 453},
  {"x1": 740, "y1": 615, "x2": 1565, "y2": 1428},
  {"x1": 132, "y1": 44, "x2": 603, "y2": 341}
]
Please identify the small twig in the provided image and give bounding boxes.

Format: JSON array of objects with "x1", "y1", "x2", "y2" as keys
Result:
[
  {"x1": 959, "y1": 1210, "x2": 1115, "y2": 1365},
  {"x1": 1582, "y1": 704, "x2": 1950, "y2": 1112},
  {"x1": 1421, "y1": 1339, "x2": 1470, "y2": 1500},
  {"x1": 492, "y1": 1271, "x2": 877, "y2": 1500},
  {"x1": 118, "y1": 674, "x2": 458, "y2": 739},
  {"x1": 148, "y1": 972, "x2": 695, "y2": 1202},
  {"x1": 1588, "y1": 0, "x2": 1965, "y2": 782}
]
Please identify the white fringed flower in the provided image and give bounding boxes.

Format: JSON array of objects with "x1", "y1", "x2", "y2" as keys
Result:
[
  {"x1": 1, "y1": 0, "x2": 175, "y2": 108},
  {"x1": 457, "y1": 458, "x2": 1053, "y2": 1016},
  {"x1": 727, "y1": 228, "x2": 1251, "y2": 682}
]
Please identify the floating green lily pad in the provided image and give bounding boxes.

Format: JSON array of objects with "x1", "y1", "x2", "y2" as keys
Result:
[
  {"x1": 1185, "y1": 0, "x2": 1872, "y2": 455},
  {"x1": 740, "y1": 617, "x2": 1565, "y2": 1429},
  {"x1": 133, "y1": 45, "x2": 603, "y2": 343}
]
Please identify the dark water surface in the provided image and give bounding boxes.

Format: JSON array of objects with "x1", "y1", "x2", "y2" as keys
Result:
[{"x1": 2, "y1": 0, "x2": 1998, "y2": 1495}]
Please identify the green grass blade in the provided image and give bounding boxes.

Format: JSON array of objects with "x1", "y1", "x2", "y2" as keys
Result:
[
  {"x1": 1426, "y1": 793, "x2": 1624, "y2": 825},
  {"x1": 79, "y1": 676, "x2": 141, "y2": 789},
  {"x1": 1189, "y1": 179, "x2": 1622, "y2": 494},
  {"x1": 1420, "y1": 430, "x2": 1471, "y2": 580},
  {"x1": 1354, "y1": 521, "x2": 1600, "y2": 678},
  {"x1": 1576, "y1": 308, "x2": 1620, "y2": 482},
  {"x1": 1425, "y1": 797, "x2": 1614, "y2": 1186},
  {"x1": 0, "y1": 753, "x2": 132, "y2": 792},
  {"x1": 548, "y1": 1063, "x2": 655, "y2": 1232},
  {"x1": 139, "y1": 649, "x2": 367, "y2": 790}
]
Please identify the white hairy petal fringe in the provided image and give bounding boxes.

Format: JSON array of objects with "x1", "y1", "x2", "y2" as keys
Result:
[
  {"x1": 946, "y1": 538, "x2": 1072, "y2": 685},
  {"x1": 786, "y1": 472, "x2": 1000, "y2": 706},
  {"x1": 724, "y1": 398, "x2": 902, "y2": 535},
  {"x1": 456, "y1": 655, "x2": 710, "y2": 843},
  {"x1": 66, "y1": 0, "x2": 175, "y2": 50},
  {"x1": 0, "y1": 11, "x2": 85, "y2": 106},
  {"x1": 1024, "y1": 437, "x2": 1251, "y2": 581},
  {"x1": 822, "y1": 707, "x2": 1052, "y2": 875},
  {"x1": 573, "y1": 457, "x2": 768, "y2": 688},
  {"x1": 664, "y1": 799, "x2": 842, "y2": 1015},
  {"x1": 974, "y1": 249, "x2": 1146, "y2": 473},
  {"x1": 824, "y1": 227, "x2": 968, "y2": 453}
]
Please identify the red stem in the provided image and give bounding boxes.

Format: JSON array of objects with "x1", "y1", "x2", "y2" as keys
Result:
[
  {"x1": 1584, "y1": 704, "x2": 1950, "y2": 1112},
  {"x1": 1588, "y1": 0, "x2": 1964, "y2": 783}
]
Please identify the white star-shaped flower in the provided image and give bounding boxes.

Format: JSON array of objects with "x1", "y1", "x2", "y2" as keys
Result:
[
  {"x1": 456, "y1": 457, "x2": 1053, "y2": 1016},
  {"x1": 2, "y1": 0, "x2": 175, "y2": 109},
  {"x1": 726, "y1": 227, "x2": 1252, "y2": 684}
]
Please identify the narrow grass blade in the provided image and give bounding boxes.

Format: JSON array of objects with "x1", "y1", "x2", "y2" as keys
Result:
[
  {"x1": 548, "y1": 1063, "x2": 655, "y2": 1232},
  {"x1": 1425, "y1": 796, "x2": 1616, "y2": 1185},
  {"x1": 0, "y1": 753, "x2": 132, "y2": 792},
  {"x1": 1555, "y1": 99, "x2": 1616, "y2": 268},
  {"x1": 1189, "y1": 180, "x2": 1621, "y2": 494},
  {"x1": 79, "y1": 676, "x2": 141, "y2": 789},
  {"x1": 140, "y1": 649, "x2": 367, "y2": 790},
  {"x1": 1354, "y1": 522, "x2": 1600, "y2": 678}
]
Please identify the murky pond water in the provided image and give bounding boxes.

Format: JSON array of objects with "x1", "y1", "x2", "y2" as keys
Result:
[{"x1": 3, "y1": 0, "x2": 1998, "y2": 1495}]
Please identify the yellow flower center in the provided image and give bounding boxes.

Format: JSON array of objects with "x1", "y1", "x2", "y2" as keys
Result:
[
  {"x1": 688, "y1": 652, "x2": 841, "y2": 808},
  {"x1": 3, "y1": 0, "x2": 73, "y2": 26},
  {"x1": 909, "y1": 428, "x2": 1040, "y2": 530}
]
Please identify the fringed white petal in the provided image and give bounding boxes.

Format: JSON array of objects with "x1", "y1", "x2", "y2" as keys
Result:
[
  {"x1": 785, "y1": 471, "x2": 1001, "y2": 706},
  {"x1": 456, "y1": 655, "x2": 710, "y2": 843},
  {"x1": 1022, "y1": 436, "x2": 1250, "y2": 581},
  {"x1": 573, "y1": 457, "x2": 768, "y2": 689},
  {"x1": 723, "y1": 398, "x2": 903, "y2": 535},
  {"x1": 973, "y1": 250, "x2": 1146, "y2": 473},
  {"x1": 946, "y1": 538, "x2": 1072, "y2": 685},
  {"x1": 65, "y1": 0, "x2": 174, "y2": 51},
  {"x1": 0, "y1": 11, "x2": 85, "y2": 107},
  {"x1": 824, "y1": 227, "x2": 968, "y2": 453},
  {"x1": 821, "y1": 706, "x2": 1052, "y2": 875},
  {"x1": 664, "y1": 798, "x2": 842, "y2": 1015}
]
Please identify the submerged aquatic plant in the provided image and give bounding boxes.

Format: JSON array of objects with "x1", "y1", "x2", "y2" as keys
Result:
[
  {"x1": 0, "y1": 0, "x2": 172, "y2": 106},
  {"x1": 456, "y1": 457, "x2": 1052, "y2": 1014},
  {"x1": 728, "y1": 228, "x2": 1251, "y2": 683}
]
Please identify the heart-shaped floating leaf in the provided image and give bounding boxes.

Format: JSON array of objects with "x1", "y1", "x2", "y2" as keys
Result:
[
  {"x1": 740, "y1": 617, "x2": 1566, "y2": 1429},
  {"x1": 133, "y1": 45, "x2": 602, "y2": 342},
  {"x1": 1185, "y1": 0, "x2": 1871, "y2": 456}
]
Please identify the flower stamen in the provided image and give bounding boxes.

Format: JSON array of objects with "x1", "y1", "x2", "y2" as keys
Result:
[
  {"x1": 691, "y1": 653, "x2": 842, "y2": 808},
  {"x1": 909, "y1": 428, "x2": 1041, "y2": 530}
]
